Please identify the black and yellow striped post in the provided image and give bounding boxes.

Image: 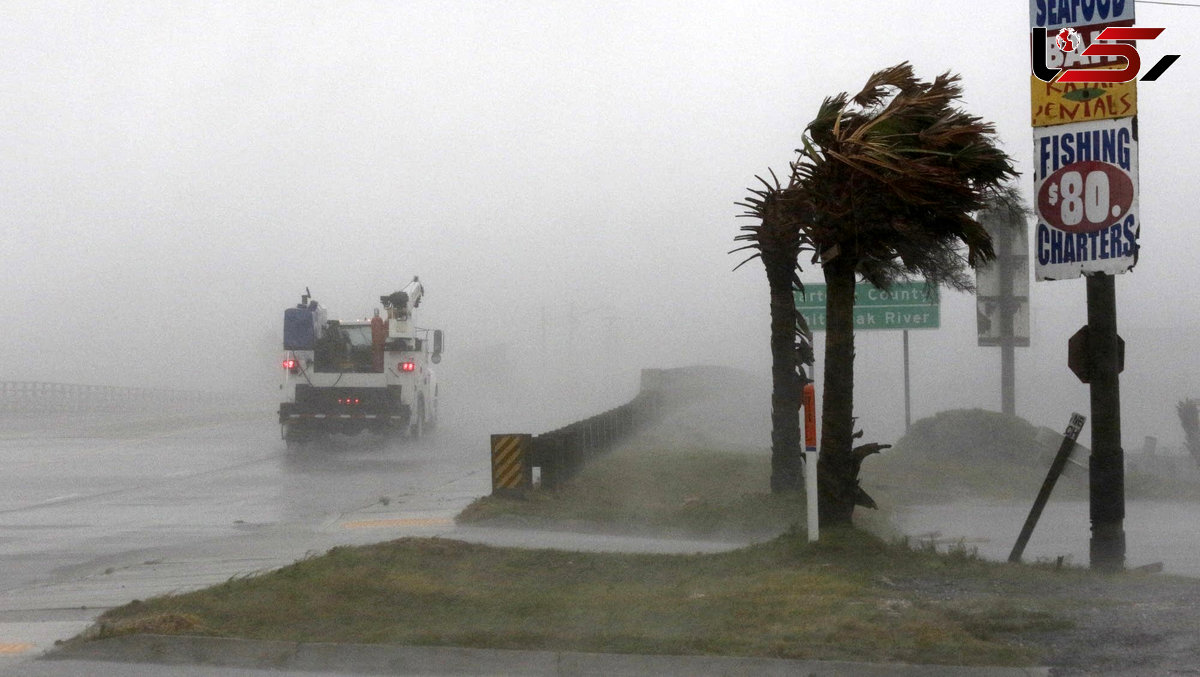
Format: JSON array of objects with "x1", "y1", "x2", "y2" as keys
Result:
[{"x1": 490, "y1": 434, "x2": 532, "y2": 495}]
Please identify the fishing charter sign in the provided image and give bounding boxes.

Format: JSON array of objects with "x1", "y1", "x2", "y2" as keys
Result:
[
  {"x1": 1033, "y1": 114, "x2": 1139, "y2": 281},
  {"x1": 1028, "y1": 0, "x2": 1152, "y2": 281}
]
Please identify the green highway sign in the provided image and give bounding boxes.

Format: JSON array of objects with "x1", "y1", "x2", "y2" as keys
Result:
[{"x1": 795, "y1": 281, "x2": 939, "y2": 331}]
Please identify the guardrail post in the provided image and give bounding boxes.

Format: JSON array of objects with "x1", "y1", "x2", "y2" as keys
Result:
[{"x1": 490, "y1": 434, "x2": 533, "y2": 496}]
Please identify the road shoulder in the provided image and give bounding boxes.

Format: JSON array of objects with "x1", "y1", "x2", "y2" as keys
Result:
[{"x1": 45, "y1": 634, "x2": 1050, "y2": 676}]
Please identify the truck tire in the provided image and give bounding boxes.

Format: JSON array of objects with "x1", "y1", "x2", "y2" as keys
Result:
[
  {"x1": 283, "y1": 425, "x2": 304, "y2": 450},
  {"x1": 411, "y1": 399, "x2": 424, "y2": 439}
]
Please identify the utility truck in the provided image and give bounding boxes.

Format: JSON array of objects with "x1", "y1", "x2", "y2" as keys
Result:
[{"x1": 278, "y1": 278, "x2": 442, "y2": 447}]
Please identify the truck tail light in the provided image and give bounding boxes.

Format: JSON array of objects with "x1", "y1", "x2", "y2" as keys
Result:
[
  {"x1": 399, "y1": 361, "x2": 416, "y2": 372},
  {"x1": 282, "y1": 359, "x2": 297, "y2": 370}
]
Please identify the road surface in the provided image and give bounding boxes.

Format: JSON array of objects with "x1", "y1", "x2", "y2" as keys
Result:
[{"x1": 0, "y1": 408, "x2": 492, "y2": 669}]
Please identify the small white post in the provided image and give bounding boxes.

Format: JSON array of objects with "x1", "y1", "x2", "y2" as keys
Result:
[{"x1": 805, "y1": 450, "x2": 819, "y2": 542}]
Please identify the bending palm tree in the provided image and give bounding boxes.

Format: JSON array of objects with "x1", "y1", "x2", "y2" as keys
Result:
[
  {"x1": 793, "y1": 63, "x2": 1017, "y2": 525},
  {"x1": 733, "y1": 170, "x2": 815, "y2": 492}
]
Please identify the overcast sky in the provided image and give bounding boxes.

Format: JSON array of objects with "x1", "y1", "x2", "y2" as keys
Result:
[{"x1": 2, "y1": 1, "x2": 1197, "y2": 447}]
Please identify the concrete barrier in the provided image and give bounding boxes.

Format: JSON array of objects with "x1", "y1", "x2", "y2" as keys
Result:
[{"x1": 0, "y1": 381, "x2": 236, "y2": 415}]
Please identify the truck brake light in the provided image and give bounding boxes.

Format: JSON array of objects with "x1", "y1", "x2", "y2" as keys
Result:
[
  {"x1": 282, "y1": 359, "x2": 297, "y2": 370},
  {"x1": 399, "y1": 361, "x2": 416, "y2": 372}
]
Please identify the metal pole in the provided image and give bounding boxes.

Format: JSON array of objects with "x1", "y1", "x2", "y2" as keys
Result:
[
  {"x1": 903, "y1": 330, "x2": 911, "y2": 431},
  {"x1": 998, "y1": 226, "x2": 1016, "y2": 416},
  {"x1": 1086, "y1": 273, "x2": 1125, "y2": 572},
  {"x1": 1001, "y1": 341, "x2": 1015, "y2": 415},
  {"x1": 805, "y1": 449, "x2": 819, "y2": 541},
  {"x1": 803, "y1": 383, "x2": 819, "y2": 542},
  {"x1": 1009, "y1": 413, "x2": 1086, "y2": 563}
]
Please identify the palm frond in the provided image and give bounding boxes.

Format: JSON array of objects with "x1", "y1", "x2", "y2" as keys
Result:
[{"x1": 784, "y1": 62, "x2": 1016, "y2": 286}]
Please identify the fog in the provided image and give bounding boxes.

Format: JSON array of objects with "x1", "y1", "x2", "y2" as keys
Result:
[{"x1": 3, "y1": 2, "x2": 1198, "y2": 448}]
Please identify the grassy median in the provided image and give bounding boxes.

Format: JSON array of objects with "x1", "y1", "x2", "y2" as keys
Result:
[
  {"x1": 81, "y1": 430, "x2": 1198, "y2": 667},
  {"x1": 88, "y1": 529, "x2": 1082, "y2": 666},
  {"x1": 457, "y1": 443, "x2": 810, "y2": 539},
  {"x1": 83, "y1": 440, "x2": 1076, "y2": 667}
]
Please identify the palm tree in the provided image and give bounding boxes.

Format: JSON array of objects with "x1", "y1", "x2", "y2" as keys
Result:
[
  {"x1": 792, "y1": 63, "x2": 1018, "y2": 526},
  {"x1": 733, "y1": 171, "x2": 815, "y2": 493}
]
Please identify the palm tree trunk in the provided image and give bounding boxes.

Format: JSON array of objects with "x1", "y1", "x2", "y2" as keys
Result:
[
  {"x1": 818, "y1": 261, "x2": 857, "y2": 525},
  {"x1": 767, "y1": 260, "x2": 803, "y2": 493}
]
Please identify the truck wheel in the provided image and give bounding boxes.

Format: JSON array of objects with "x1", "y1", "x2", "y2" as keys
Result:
[
  {"x1": 411, "y1": 400, "x2": 424, "y2": 439},
  {"x1": 284, "y1": 426, "x2": 304, "y2": 450}
]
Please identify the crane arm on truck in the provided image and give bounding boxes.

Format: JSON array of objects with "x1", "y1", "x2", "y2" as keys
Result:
[{"x1": 380, "y1": 277, "x2": 423, "y2": 320}]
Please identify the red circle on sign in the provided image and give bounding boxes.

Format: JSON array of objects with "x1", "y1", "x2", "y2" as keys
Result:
[{"x1": 1037, "y1": 161, "x2": 1134, "y2": 234}]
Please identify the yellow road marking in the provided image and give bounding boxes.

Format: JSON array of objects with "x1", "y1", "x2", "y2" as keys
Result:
[
  {"x1": 0, "y1": 643, "x2": 33, "y2": 655},
  {"x1": 341, "y1": 517, "x2": 453, "y2": 529}
]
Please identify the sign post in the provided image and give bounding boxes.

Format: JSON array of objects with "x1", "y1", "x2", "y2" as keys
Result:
[
  {"x1": 1086, "y1": 274, "x2": 1125, "y2": 570},
  {"x1": 1029, "y1": 0, "x2": 1137, "y2": 572},
  {"x1": 1009, "y1": 413, "x2": 1087, "y2": 563},
  {"x1": 903, "y1": 330, "x2": 911, "y2": 430},
  {"x1": 803, "y1": 383, "x2": 819, "y2": 542},
  {"x1": 978, "y1": 210, "x2": 1032, "y2": 416}
]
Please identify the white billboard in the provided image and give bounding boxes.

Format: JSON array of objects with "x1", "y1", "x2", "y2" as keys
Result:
[{"x1": 1033, "y1": 117, "x2": 1139, "y2": 280}]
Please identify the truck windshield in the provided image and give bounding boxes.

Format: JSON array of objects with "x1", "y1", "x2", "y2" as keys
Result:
[
  {"x1": 314, "y1": 324, "x2": 378, "y2": 373},
  {"x1": 339, "y1": 325, "x2": 372, "y2": 347}
]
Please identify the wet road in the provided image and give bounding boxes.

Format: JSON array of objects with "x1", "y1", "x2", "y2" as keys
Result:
[{"x1": 0, "y1": 409, "x2": 492, "y2": 666}]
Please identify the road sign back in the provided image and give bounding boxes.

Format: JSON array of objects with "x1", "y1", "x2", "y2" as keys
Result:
[{"x1": 1068, "y1": 325, "x2": 1125, "y2": 383}]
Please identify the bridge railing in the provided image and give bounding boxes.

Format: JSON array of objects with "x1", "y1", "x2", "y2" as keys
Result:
[
  {"x1": 489, "y1": 367, "x2": 715, "y2": 494},
  {"x1": 0, "y1": 381, "x2": 235, "y2": 414}
]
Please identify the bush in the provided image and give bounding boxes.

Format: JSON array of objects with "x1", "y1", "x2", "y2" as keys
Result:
[{"x1": 893, "y1": 409, "x2": 1040, "y2": 461}]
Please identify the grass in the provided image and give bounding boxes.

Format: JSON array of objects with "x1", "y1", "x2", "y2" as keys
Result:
[
  {"x1": 457, "y1": 443, "x2": 807, "y2": 539},
  {"x1": 460, "y1": 434, "x2": 1184, "y2": 543},
  {"x1": 79, "y1": 436, "x2": 1198, "y2": 667},
  {"x1": 453, "y1": 437, "x2": 1111, "y2": 538},
  {"x1": 87, "y1": 529, "x2": 1079, "y2": 666}
]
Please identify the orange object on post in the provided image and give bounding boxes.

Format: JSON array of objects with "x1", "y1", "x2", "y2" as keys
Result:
[{"x1": 802, "y1": 383, "x2": 817, "y2": 451}]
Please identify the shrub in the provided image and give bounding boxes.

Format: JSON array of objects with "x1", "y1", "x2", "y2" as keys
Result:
[{"x1": 892, "y1": 409, "x2": 1040, "y2": 461}]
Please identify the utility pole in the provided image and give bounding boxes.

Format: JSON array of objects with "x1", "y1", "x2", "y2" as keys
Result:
[
  {"x1": 1086, "y1": 273, "x2": 1125, "y2": 571},
  {"x1": 998, "y1": 223, "x2": 1016, "y2": 416},
  {"x1": 903, "y1": 330, "x2": 911, "y2": 431}
]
